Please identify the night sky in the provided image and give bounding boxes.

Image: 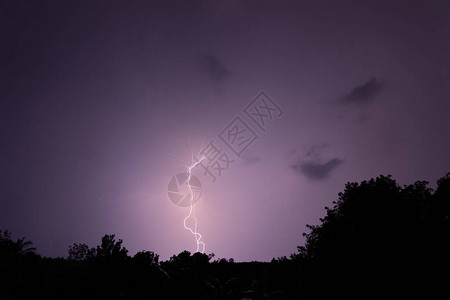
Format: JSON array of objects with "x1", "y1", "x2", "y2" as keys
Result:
[{"x1": 1, "y1": 0, "x2": 449, "y2": 262}]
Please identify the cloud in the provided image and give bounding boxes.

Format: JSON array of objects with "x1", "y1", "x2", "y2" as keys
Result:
[
  {"x1": 241, "y1": 151, "x2": 261, "y2": 165},
  {"x1": 340, "y1": 77, "x2": 384, "y2": 105},
  {"x1": 196, "y1": 53, "x2": 231, "y2": 82},
  {"x1": 291, "y1": 158, "x2": 343, "y2": 180}
]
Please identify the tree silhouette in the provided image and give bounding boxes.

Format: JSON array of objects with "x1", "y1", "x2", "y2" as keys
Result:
[
  {"x1": 133, "y1": 250, "x2": 159, "y2": 266},
  {"x1": 433, "y1": 172, "x2": 450, "y2": 221},
  {"x1": 0, "y1": 230, "x2": 36, "y2": 255},
  {"x1": 95, "y1": 234, "x2": 129, "y2": 261},
  {"x1": 294, "y1": 174, "x2": 450, "y2": 299},
  {"x1": 68, "y1": 243, "x2": 96, "y2": 261},
  {"x1": 13, "y1": 237, "x2": 36, "y2": 255},
  {"x1": 0, "y1": 229, "x2": 13, "y2": 252}
]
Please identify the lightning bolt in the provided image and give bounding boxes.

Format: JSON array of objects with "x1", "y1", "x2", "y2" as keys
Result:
[{"x1": 183, "y1": 155, "x2": 206, "y2": 253}]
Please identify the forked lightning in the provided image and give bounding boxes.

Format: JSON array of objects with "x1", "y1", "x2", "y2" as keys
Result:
[{"x1": 183, "y1": 155, "x2": 206, "y2": 253}]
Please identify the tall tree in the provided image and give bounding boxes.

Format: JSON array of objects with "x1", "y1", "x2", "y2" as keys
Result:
[{"x1": 295, "y1": 174, "x2": 450, "y2": 299}]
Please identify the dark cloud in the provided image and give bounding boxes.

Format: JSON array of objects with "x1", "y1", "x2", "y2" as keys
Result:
[
  {"x1": 241, "y1": 151, "x2": 262, "y2": 165},
  {"x1": 291, "y1": 158, "x2": 343, "y2": 180},
  {"x1": 340, "y1": 77, "x2": 384, "y2": 105},
  {"x1": 196, "y1": 53, "x2": 231, "y2": 82}
]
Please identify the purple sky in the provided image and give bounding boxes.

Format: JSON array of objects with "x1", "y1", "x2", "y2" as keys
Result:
[{"x1": 1, "y1": 0, "x2": 449, "y2": 261}]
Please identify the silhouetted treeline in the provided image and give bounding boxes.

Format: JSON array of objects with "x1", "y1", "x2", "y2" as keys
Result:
[
  {"x1": 1, "y1": 173, "x2": 449, "y2": 299},
  {"x1": 292, "y1": 173, "x2": 450, "y2": 299}
]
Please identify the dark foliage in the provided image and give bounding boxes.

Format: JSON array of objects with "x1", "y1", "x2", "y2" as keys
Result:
[
  {"x1": 293, "y1": 174, "x2": 450, "y2": 299},
  {"x1": 1, "y1": 173, "x2": 448, "y2": 299}
]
